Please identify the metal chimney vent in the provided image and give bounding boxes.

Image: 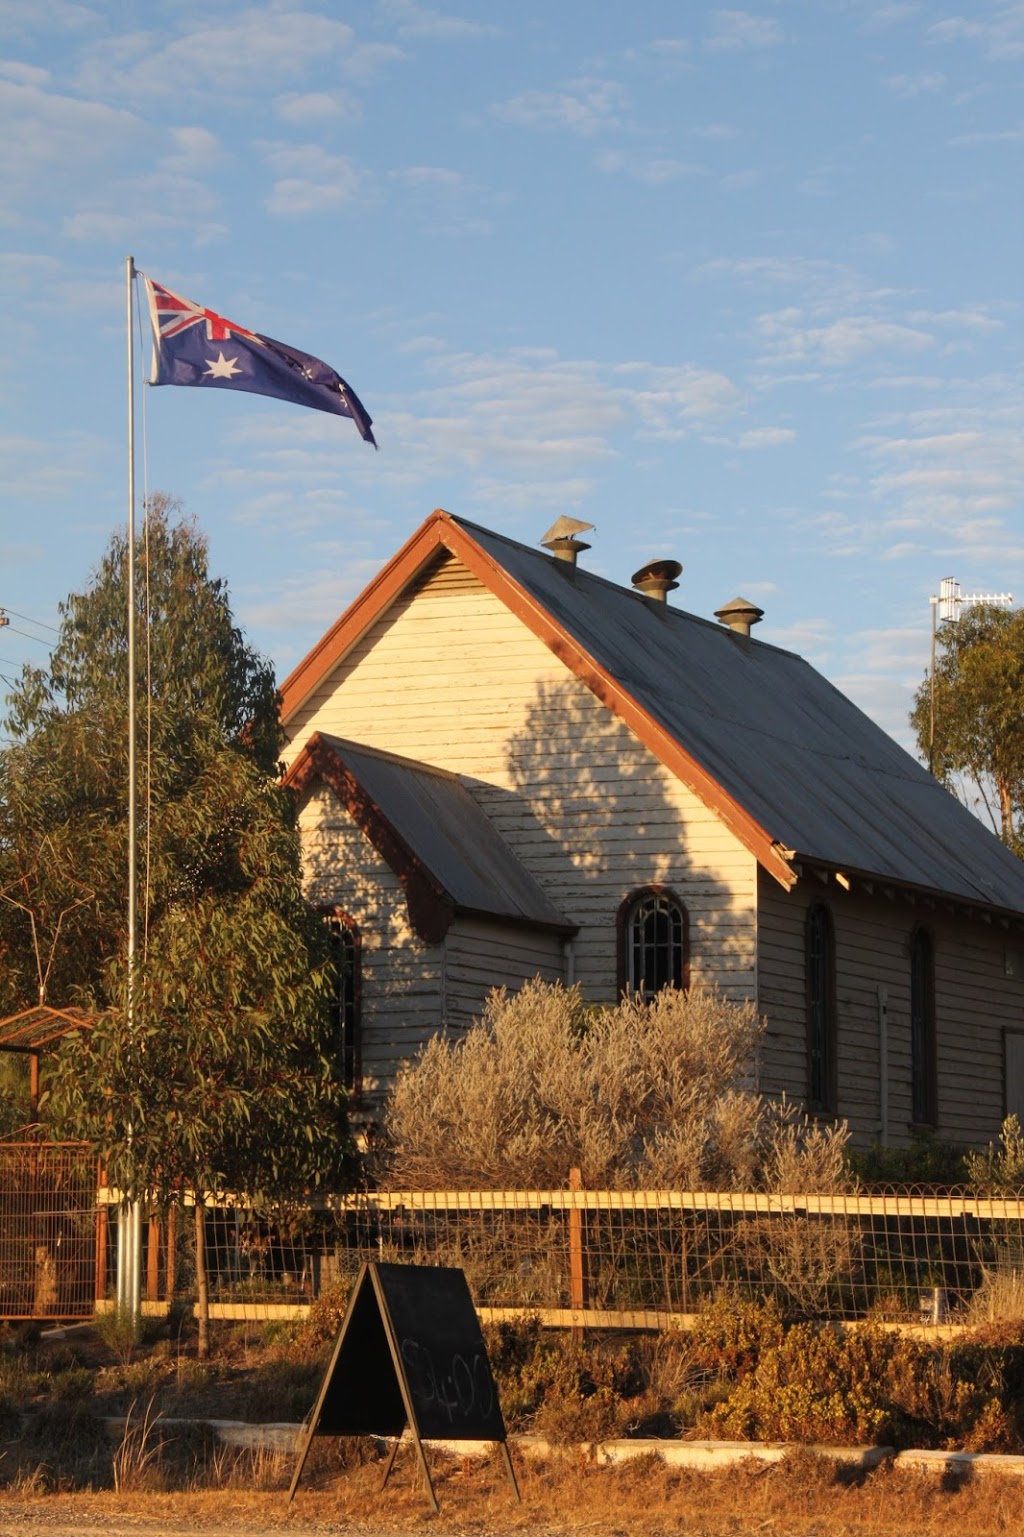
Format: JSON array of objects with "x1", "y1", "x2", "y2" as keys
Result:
[
  {"x1": 631, "y1": 558, "x2": 682, "y2": 604},
  {"x1": 715, "y1": 596, "x2": 764, "y2": 637},
  {"x1": 541, "y1": 516, "x2": 594, "y2": 568}
]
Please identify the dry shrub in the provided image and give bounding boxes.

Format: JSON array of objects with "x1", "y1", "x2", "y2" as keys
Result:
[{"x1": 382, "y1": 981, "x2": 786, "y2": 1190}]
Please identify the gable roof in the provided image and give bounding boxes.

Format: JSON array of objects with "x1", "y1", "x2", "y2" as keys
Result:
[
  {"x1": 281, "y1": 510, "x2": 1024, "y2": 920},
  {"x1": 285, "y1": 732, "x2": 575, "y2": 943}
]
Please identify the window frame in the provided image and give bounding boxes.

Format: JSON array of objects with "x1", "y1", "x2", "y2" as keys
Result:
[
  {"x1": 805, "y1": 902, "x2": 837, "y2": 1114},
  {"x1": 321, "y1": 908, "x2": 362, "y2": 1097},
  {"x1": 616, "y1": 885, "x2": 690, "y2": 1000}
]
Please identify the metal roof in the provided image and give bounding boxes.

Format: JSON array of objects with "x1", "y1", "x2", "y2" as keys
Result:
[
  {"x1": 453, "y1": 516, "x2": 1024, "y2": 918},
  {"x1": 0, "y1": 1006, "x2": 94, "y2": 1053},
  {"x1": 312, "y1": 735, "x2": 574, "y2": 933}
]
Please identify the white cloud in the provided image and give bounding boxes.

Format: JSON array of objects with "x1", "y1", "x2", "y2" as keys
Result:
[
  {"x1": 884, "y1": 70, "x2": 946, "y2": 96},
  {"x1": 0, "y1": 60, "x2": 51, "y2": 86},
  {"x1": 907, "y1": 307, "x2": 1002, "y2": 332},
  {"x1": 378, "y1": 0, "x2": 498, "y2": 38},
  {"x1": 705, "y1": 10, "x2": 784, "y2": 51},
  {"x1": 388, "y1": 165, "x2": 493, "y2": 234},
  {"x1": 756, "y1": 310, "x2": 934, "y2": 368},
  {"x1": 263, "y1": 145, "x2": 364, "y2": 216},
  {"x1": 76, "y1": 10, "x2": 357, "y2": 100},
  {"x1": 159, "y1": 125, "x2": 227, "y2": 175},
  {"x1": 950, "y1": 122, "x2": 1024, "y2": 144},
  {"x1": 691, "y1": 121, "x2": 740, "y2": 139},
  {"x1": 595, "y1": 149, "x2": 703, "y2": 183},
  {"x1": 930, "y1": 8, "x2": 1024, "y2": 59},
  {"x1": 492, "y1": 77, "x2": 628, "y2": 136},
  {"x1": 274, "y1": 90, "x2": 361, "y2": 124},
  {"x1": 738, "y1": 426, "x2": 796, "y2": 448},
  {"x1": 0, "y1": 78, "x2": 146, "y2": 221}
]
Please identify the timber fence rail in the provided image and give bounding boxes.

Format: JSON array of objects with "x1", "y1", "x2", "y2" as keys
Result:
[{"x1": 94, "y1": 1181, "x2": 1024, "y2": 1329}]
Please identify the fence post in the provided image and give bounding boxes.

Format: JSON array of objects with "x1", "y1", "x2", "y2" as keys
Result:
[
  {"x1": 569, "y1": 1167, "x2": 588, "y2": 1339},
  {"x1": 95, "y1": 1206, "x2": 108, "y2": 1307},
  {"x1": 146, "y1": 1211, "x2": 159, "y2": 1303}
]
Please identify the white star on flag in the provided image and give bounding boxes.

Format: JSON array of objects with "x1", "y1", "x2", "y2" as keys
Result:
[{"x1": 204, "y1": 352, "x2": 243, "y2": 379}]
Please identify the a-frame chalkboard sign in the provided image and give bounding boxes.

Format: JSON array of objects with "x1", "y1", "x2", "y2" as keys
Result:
[{"x1": 287, "y1": 1261, "x2": 520, "y2": 1513}]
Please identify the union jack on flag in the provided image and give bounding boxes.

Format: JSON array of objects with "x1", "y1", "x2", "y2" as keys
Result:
[{"x1": 142, "y1": 275, "x2": 376, "y2": 445}]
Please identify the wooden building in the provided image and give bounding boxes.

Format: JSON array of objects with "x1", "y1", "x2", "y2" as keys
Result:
[{"x1": 280, "y1": 510, "x2": 1024, "y2": 1146}]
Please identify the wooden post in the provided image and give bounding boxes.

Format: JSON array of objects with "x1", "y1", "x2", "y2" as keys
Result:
[
  {"x1": 568, "y1": 1167, "x2": 587, "y2": 1341},
  {"x1": 146, "y1": 1211, "x2": 159, "y2": 1302},
  {"x1": 165, "y1": 1205, "x2": 177, "y2": 1301},
  {"x1": 95, "y1": 1206, "x2": 108, "y2": 1306}
]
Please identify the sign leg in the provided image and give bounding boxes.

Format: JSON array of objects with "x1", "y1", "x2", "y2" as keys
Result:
[
  {"x1": 411, "y1": 1432, "x2": 439, "y2": 1514},
  {"x1": 379, "y1": 1435, "x2": 402, "y2": 1491},
  {"x1": 499, "y1": 1440, "x2": 522, "y2": 1502},
  {"x1": 287, "y1": 1425, "x2": 313, "y2": 1504}
]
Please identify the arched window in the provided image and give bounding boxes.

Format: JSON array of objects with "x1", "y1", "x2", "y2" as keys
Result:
[
  {"x1": 910, "y1": 926, "x2": 937, "y2": 1127},
  {"x1": 806, "y1": 903, "x2": 836, "y2": 1113},
  {"x1": 618, "y1": 887, "x2": 689, "y2": 999},
  {"x1": 323, "y1": 911, "x2": 361, "y2": 1094}
]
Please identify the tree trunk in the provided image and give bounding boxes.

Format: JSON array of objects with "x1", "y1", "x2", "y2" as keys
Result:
[
  {"x1": 194, "y1": 1196, "x2": 209, "y2": 1360},
  {"x1": 999, "y1": 776, "x2": 1015, "y2": 846}
]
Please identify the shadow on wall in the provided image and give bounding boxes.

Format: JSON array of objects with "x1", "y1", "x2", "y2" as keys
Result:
[{"x1": 471, "y1": 675, "x2": 756, "y2": 1004}]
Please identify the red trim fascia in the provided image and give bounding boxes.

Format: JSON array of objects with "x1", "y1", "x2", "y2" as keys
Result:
[
  {"x1": 285, "y1": 733, "x2": 455, "y2": 944},
  {"x1": 279, "y1": 515, "x2": 450, "y2": 723}
]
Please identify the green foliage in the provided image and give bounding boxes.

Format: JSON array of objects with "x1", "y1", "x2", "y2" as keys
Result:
[
  {"x1": 383, "y1": 981, "x2": 851, "y2": 1198},
  {"x1": 473, "y1": 1304, "x2": 1024, "y2": 1452},
  {"x1": 0, "y1": 497, "x2": 350, "y2": 1209},
  {"x1": 966, "y1": 1114, "x2": 1024, "y2": 1194},
  {"x1": 0, "y1": 496, "x2": 284, "y2": 1013},
  {"x1": 848, "y1": 1134, "x2": 970, "y2": 1190},
  {"x1": 911, "y1": 603, "x2": 1024, "y2": 854}
]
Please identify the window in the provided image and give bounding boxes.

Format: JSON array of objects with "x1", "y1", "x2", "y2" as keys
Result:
[
  {"x1": 910, "y1": 927, "x2": 937, "y2": 1127},
  {"x1": 618, "y1": 887, "x2": 689, "y2": 999},
  {"x1": 323, "y1": 912, "x2": 361, "y2": 1094},
  {"x1": 806, "y1": 903, "x2": 836, "y2": 1112}
]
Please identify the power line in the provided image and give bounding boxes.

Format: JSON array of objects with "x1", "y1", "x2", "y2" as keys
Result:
[{"x1": 0, "y1": 607, "x2": 59, "y2": 633}]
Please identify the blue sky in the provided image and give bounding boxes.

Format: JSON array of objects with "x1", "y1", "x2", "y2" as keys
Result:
[{"x1": 1, "y1": 0, "x2": 1021, "y2": 752}]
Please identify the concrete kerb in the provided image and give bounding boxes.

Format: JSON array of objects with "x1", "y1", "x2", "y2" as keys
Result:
[{"x1": 99, "y1": 1420, "x2": 1024, "y2": 1478}]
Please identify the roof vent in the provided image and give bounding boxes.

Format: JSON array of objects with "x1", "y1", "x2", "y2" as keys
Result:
[
  {"x1": 715, "y1": 596, "x2": 764, "y2": 637},
  {"x1": 541, "y1": 515, "x2": 594, "y2": 568},
  {"x1": 631, "y1": 558, "x2": 682, "y2": 604}
]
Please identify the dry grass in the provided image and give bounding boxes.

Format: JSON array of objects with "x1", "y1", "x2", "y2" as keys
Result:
[{"x1": 5, "y1": 1450, "x2": 1024, "y2": 1537}]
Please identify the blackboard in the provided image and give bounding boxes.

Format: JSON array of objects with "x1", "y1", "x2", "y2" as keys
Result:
[{"x1": 288, "y1": 1261, "x2": 516, "y2": 1511}]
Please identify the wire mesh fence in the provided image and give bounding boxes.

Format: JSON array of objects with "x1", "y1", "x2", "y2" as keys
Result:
[
  {"x1": 160, "y1": 1185, "x2": 1024, "y2": 1328},
  {"x1": 0, "y1": 1142, "x2": 101, "y2": 1318},
  {"x1": 9, "y1": 1156, "x2": 1024, "y2": 1327}
]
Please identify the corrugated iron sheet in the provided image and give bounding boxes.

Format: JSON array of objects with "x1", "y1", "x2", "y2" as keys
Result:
[
  {"x1": 457, "y1": 517, "x2": 1024, "y2": 917},
  {"x1": 320, "y1": 735, "x2": 574, "y2": 932}
]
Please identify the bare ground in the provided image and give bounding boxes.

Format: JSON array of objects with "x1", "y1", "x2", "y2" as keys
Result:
[{"x1": 4, "y1": 1449, "x2": 1024, "y2": 1537}]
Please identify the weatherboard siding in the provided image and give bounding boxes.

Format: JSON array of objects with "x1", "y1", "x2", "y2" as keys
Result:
[
  {"x1": 297, "y1": 785, "x2": 444, "y2": 1104},
  {"x1": 285, "y1": 556, "x2": 759, "y2": 1006},
  {"x1": 444, "y1": 917, "x2": 565, "y2": 1027},
  {"x1": 757, "y1": 870, "x2": 1021, "y2": 1145}
]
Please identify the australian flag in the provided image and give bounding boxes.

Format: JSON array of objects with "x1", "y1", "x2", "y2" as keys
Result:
[{"x1": 143, "y1": 276, "x2": 376, "y2": 446}]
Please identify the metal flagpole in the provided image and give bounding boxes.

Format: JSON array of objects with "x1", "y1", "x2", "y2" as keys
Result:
[{"x1": 117, "y1": 255, "x2": 142, "y2": 1325}]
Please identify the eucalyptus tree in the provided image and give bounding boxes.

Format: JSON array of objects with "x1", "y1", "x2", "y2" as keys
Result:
[
  {"x1": 0, "y1": 498, "x2": 349, "y2": 1348},
  {"x1": 911, "y1": 604, "x2": 1024, "y2": 857}
]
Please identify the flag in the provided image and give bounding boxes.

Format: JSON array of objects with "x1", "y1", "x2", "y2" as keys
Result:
[{"x1": 143, "y1": 275, "x2": 376, "y2": 446}]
